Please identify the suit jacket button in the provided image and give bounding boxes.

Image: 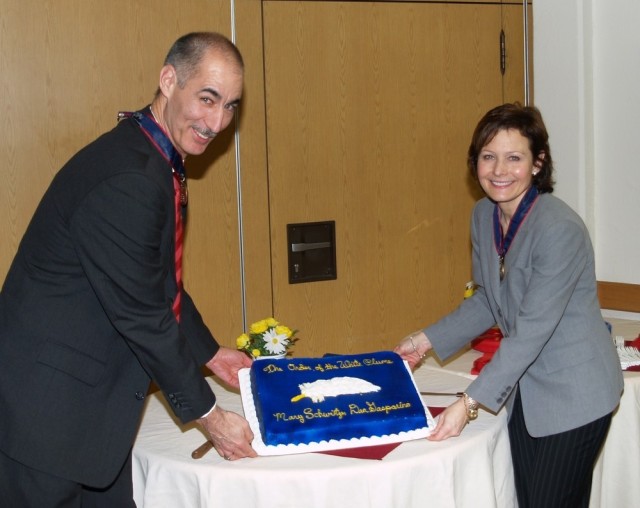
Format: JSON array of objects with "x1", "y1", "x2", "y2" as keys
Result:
[{"x1": 135, "y1": 391, "x2": 145, "y2": 401}]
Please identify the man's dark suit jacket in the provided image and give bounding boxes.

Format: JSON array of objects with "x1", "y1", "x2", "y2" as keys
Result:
[{"x1": 0, "y1": 112, "x2": 219, "y2": 487}]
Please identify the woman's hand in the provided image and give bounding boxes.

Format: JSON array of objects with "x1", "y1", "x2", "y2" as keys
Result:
[
  {"x1": 426, "y1": 398, "x2": 469, "y2": 441},
  {"x1": 393, "y1": 331, "x2": 432, "y2": 369}
]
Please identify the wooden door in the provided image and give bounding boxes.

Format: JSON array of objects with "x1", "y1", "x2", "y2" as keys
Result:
[
  {"x1": 261, "y1": 1, "x2": 529, "y2": 356},
  {"x1": 0, "y1": 0, "x2": 245, "y2": 343}
]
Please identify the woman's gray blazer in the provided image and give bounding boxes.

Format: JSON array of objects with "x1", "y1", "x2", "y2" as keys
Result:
[{"x1": 426, "y1": 194, "x2": 623, "y2": 437}]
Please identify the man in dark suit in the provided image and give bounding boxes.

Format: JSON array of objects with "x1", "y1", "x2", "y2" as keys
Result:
[{"x1": 0, "y1": 32, "x2": 257, "y2": 507}]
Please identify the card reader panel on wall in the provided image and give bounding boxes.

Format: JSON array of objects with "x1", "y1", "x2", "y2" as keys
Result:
[{"x1": 287, "y1": 221, "x2": 336, "y2": 284}]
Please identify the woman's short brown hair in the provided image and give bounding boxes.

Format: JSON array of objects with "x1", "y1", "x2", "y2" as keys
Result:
[{"x1": 467, "y1": 103, "x2": 554, "y2": 194}]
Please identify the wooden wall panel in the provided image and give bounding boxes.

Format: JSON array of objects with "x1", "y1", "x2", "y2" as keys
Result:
[
  {"x1": 234, "y1": 0, "x2": 277, "y2": 327},
  {"x1": 262, "y1": 1, "x2": 527, "y2": 356},
  {"x1": 0, "y1": 0, "x2": 243, "y2": 346},
  {"x1": 502, "y1": 1, "x2": 535, "y2": 105},
  {"x1": 598, "y1": 282, "x2": 640, "y2": 314},
  {"x1": 1, "y1": 0, "x2": 531, "y2": 355}
]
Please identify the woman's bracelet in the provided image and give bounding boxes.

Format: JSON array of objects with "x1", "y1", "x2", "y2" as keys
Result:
[
  {"x1": 462, "y1": 392, "x2": 479, "y2": 422},
  {"x1": 408, "y1": 333, "x2": 427, "y2": 359}
]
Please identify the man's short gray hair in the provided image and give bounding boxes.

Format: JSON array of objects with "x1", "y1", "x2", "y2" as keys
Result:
[{"x1": 160, "y1": 32, "x2": 244, "y2": 91}]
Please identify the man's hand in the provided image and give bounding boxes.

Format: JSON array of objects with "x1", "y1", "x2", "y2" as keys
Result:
[
  {"x1": 197, "y1": 406, "x2": 257, "y2": 461},
  {"x1": 206, "y1": 346, "x2": 253, "y2": 389}
]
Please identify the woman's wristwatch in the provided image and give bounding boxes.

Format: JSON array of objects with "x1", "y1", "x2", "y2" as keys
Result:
[{"x1": 462, "y1": 392, "x2": 479, "y2": 422}]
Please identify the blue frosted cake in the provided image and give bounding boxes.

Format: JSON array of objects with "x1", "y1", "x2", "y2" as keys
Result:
[{"x1": 239, "y1": 351, "x2": 433, "y2": 455}]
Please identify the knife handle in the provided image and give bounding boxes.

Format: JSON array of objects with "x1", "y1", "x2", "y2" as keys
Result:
[{"x1": 191, "y1": 440, "x2": 214, "y2": 459}]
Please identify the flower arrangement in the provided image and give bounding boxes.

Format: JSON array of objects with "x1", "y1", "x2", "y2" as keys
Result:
[{"x1": 236, "y1": 317, "x2": 298, "y2": 359}]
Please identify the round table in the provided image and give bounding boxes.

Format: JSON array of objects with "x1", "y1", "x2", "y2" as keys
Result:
[
  {"x1": 132, "y1": 360, "x2": 516, "y2": 508},
  {"x1": 589, "y1": 318, "x2": 640, "y2": 508}
]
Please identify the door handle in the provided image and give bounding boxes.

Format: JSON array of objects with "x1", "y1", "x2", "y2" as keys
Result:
[{"x1": 290, "y1": 241, "x2": 331, "y2": 252}]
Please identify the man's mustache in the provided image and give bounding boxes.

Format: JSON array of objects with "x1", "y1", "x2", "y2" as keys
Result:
[{"x1": 193, "y1": 126, "x2": 217, "y2": 139}]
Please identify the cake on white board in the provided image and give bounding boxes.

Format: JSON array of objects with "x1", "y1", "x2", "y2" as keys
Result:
[{"x1": 239, "y1": 351, "x2": 434, "y2": 456}]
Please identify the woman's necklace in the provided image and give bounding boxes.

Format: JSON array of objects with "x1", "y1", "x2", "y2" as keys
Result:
[{"x1": 493, "y1": 186, "x2": 539, "y2": 281}]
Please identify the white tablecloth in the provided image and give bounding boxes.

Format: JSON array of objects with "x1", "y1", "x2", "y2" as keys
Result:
[
  {"x1": 423, "y1": 318, "x2": 640, "y2": 508},
  {"x1": 132, "y1": 361, "x2": 516, "y2": 508},
  {"x1": 590, "y1": 318, "x2": 640, "y2": 508}
]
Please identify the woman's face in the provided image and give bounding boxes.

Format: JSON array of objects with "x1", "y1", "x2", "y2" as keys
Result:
[{"x1": 476, "y1": 129, "x2": 540, "y2": 219}]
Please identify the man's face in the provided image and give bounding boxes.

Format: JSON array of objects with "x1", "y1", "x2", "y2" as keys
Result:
[{"x1": 161, "y1": 50, "x2": 243, "y2": 158}]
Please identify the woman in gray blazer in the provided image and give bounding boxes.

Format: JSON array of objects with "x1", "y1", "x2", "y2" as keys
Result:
[{"x1": 395, "y1": 103, "x2": 623, "y2": 508}]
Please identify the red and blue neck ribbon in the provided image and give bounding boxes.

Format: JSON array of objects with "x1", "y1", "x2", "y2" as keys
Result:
[
  {"x1": 493, "y1": 185, "x2": 539, "y2": 280},
  {"x1": 118, "y1": 108, "x2": 187, "y2": 208}
]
